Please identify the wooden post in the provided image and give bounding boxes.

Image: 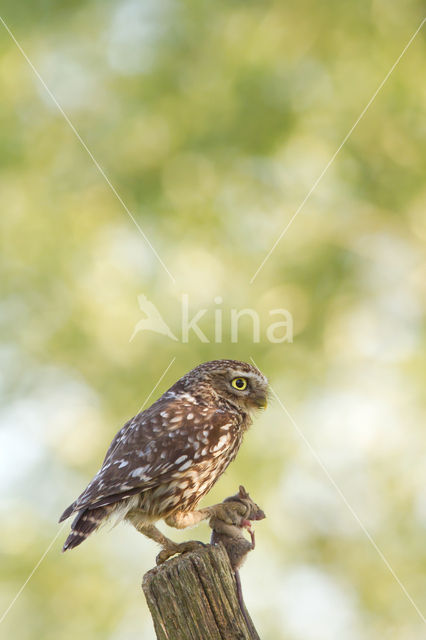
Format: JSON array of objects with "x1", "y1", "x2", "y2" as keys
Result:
[{"x1": 142, "y1": 543, "x2": 261, "y2": 640}]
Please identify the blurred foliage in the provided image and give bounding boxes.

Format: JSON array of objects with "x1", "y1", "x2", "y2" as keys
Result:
[{"x1": 0, "y1": 0, "x2": 426, "y2": 639}]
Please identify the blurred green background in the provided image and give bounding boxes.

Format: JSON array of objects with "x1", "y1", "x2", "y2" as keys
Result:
[{"x1": 1, "y1": 1, "x2": 425, "y2": 638}]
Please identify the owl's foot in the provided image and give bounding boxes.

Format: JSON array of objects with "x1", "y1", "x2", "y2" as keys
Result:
[
  {"x1": 205, "y1": 486, "x2": 266, "y2": 527},
  {"x1": 201, "y1": 501, "x2": 247, "y2": 526},
  {"x1": 156, "y1": 539, "x2": 206, "y2": 565},
  {"x1": 126, "y1": 513, "x2": 207, "y2": 565}
]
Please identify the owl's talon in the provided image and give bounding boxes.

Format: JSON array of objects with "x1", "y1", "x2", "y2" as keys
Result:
[
  {"x1": 156, "y1": 540, "x2": 206, "y2": 565},
  {"x1": 156, "y1": 549, "x2": 172, "y2": 565}
]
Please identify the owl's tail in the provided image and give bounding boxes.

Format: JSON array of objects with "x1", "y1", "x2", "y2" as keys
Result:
[{"x1": 62, "y1": 505, "x2": 111, "y2": 552}]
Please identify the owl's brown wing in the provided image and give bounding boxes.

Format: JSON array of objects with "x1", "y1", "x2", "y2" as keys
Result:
[{"x1": 60, "y1": 395, "x2": 240, "y2": 520}]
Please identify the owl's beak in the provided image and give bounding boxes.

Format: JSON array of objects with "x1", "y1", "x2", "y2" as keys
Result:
[{"x1": 254, "y1": 393, "x2": 268, "y2": 410}]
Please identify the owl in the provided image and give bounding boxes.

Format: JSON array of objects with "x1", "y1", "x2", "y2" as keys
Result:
[{"x1": 60, "y1": 359, "x2": 268, "y2": 563}]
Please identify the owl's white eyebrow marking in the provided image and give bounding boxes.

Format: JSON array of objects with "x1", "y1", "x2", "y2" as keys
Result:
[
  {"x1": 175, "y1": 455, "x2": 187, "y2": 465},
  {"x1": 231, "y1": 369, "x2": 255, "y2": 378}
]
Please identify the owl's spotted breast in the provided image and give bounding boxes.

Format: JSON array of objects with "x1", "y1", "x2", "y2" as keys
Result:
[{"x1": 138, "y1": 416, "x2": 244, "y2": 517}]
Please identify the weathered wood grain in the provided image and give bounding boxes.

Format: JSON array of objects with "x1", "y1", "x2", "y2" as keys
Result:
[{"x1": 142, "y1": 544, "x2": 261, "y2": 640}]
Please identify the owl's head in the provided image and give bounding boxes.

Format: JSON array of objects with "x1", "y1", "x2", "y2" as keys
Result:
[{"x1": 183, "y1": 359, "x2": 269, "y2": 413}]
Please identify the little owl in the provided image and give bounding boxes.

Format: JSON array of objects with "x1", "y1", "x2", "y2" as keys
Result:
[{"x1": 60, "y1": 359, "x2": 268, "y2": 563}]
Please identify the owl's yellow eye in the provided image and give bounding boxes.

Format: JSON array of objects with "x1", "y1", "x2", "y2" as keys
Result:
[{"x1": 231, "y1": 377, "x2": 248, "y2": 391}]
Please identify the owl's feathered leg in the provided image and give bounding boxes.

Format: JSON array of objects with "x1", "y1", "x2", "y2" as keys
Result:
[{"x1": 126, "y1": 510, "x2": 205, "y2": 565}]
